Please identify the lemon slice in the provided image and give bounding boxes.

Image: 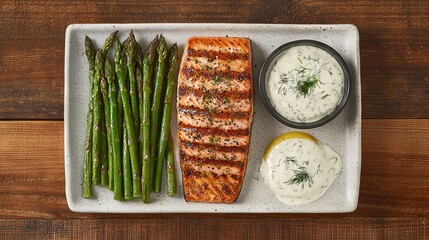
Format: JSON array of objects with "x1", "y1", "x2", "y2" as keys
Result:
[{"x1": 262, "y1": 131, "x2": 319, "y2": 161}]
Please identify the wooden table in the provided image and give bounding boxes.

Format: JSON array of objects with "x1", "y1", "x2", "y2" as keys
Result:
[{"x1": 1, "y1": 0, "x2": 428, "y2": 238}]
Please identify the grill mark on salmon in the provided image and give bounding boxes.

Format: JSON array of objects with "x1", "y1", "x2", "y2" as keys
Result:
[
  {"x1": 178, "y1": 129, "x2": 249, "y2": 147},
  {"x1": 183, "y1": 57, "x2": 249, "y2": 73},
  {"x1": 180, "y1": 141, "x2": 247, "y2": 153},
  {"x1": 181, "y1": 66, "x2": 251, "y2": 81},
  {"x1": 178, "y1": 123, "x2": 249, "y2": 137},
  {"x1": 179, "y1": 143, "x2": 246, "y2": 162},
  {"x1": 178, "y1": 86, "x2": 252, "y2": 100},
  {"x1": 181, "y1": 155, "x2": 245, "y2": 172},
  {"x1": 178, "y1": 93, "x2": 251, "y2": 113},
  {"x1": 182, "y1": 165, "x2": 242, "y2": 185},
  {"x1": 177, "y1": 36, "x2": 253, "y2": 203},
  {"x1": 187, "y1": 48, "x2": 249, "y2": 61},
  {"x1": 178, "y1": 112, "x2": 249, "y2": 131},
  {"x1": 179, "y1": 74, "x2": 251, "y2": 92},
  {"x1": 177, "y1": 105, "x2": 249, "y2": 119},
  {"x1": 182, "y1": 164, "x2": 241, "y2": 179}
]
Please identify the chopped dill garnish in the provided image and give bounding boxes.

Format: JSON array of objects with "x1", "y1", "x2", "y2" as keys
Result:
[
  {"x1": 277, "y1": 73, "x2": 289, "y2": 95},
  {"x1": 286, "y1": 156, "x2": 297, "y2": 165},
  {"x1": 296, "y1": 67, "x2": 308, "y2": 75}
]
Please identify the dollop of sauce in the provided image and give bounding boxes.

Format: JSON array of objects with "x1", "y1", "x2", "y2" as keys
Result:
[
  {"x1": 260, "y1": 136, "x2": 342, "y2": 205},
  {"x1": 267, "y1": 45, "x2": 344, "y2": 123}
]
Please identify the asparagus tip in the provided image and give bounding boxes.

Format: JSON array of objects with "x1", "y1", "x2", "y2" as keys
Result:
[
  {"x1": 110, "y1": 30, "x2": 119, "y2": 38},
  {"x1": 129, "y1": 29, "x2": 137, "y2": 43}
]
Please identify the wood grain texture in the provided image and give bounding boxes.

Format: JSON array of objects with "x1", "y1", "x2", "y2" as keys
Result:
[
  {"x1": 1, "y1": 0, "x2": 428, "y2": 237},
  {"x1": 0, "y1": 218, "x2": 427, "y2": 239},
  {"x1": 0, "y1": 120, "x2": 428, "y2": 219},
  {"x1": 0, "y1": 0, "x2": 428, "y2": 119}
]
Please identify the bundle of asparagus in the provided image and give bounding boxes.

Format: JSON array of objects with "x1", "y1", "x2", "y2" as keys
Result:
[{"x1": 83, "y1": 30, "x2": 178, "y2": 203}]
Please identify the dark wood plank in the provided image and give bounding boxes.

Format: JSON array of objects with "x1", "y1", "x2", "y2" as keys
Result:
[
  {"x1": 0, "y1": 0, "x2": 428, "y2": 119},
  {"x1": 0, "y1": 120, "x2": 428, "y2": 218},
  {"x1": 360, "y1": 119, "x2": 429, "y2": 217},
  {"x1": 0, "y1": 218, "x2": 427, "y2": 239},
  {"x1": 0, "y1": 40, "x2": 64, "y2": 119},
  {"x1": 0, "y1": 121, "x2": 65, "y2": 218}
]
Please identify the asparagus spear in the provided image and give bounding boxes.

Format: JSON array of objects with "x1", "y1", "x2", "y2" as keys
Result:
[
  {"x1": 127, "y1": 30, "x2": 140, "y2": 138},
  {"x1": 136, "y1": 41, "x2": 144, "y2": 138},
  {"x1": 149, "y1": 35, "x2": 168, "y2": 191},
  {"x1": 166, "y1": 134, "x2": 177, "y2": 196},
  {"x1": 135, "y1": 38, "x2": 144, "y2": 155},
  {"x1": 154, "y1": 43, "x2": 178, "y2": 192},
  {"x1": 105, "y1": 56, "x2": 123, "y2": 200},
  {"x1": 136, "y1": 65, "x2": 143, "y2": 159},
  {"x1": 96, "y1": 31, "x2": 117, "y2": 187},
  {"x1": 117, "y1": 80, "x2": 124, "y2": 159},
  {"x1": 83, "y1": 36, "x2": 95, "y2": 198},
  {"x1": 115, "y1": 38, "x2": 142, "y2": 197},
  {"x1": 117, "y1": 35, "x2": 130, "y2": 138},
  {"x1": 100, "y1": 107, "x2": 109, "y2": 185},
  {"x1": 100, "y1": 72, "x2": 112, "y2": 185},
  {"x1": 113, "y1": 86, "x2": 123, "y2": 191},
  {"x1": 115, "y1": 42, "x2": 125, "y2": 191},
  {"x1": 122, "y1": 127, "x2": 133, "y2": 200},
  {"x1": 92, "y1": 51, "x2": 104, "y2": 185},
  {"x1": 141, "y1": 36, "x2": 158, "y2": 203}
]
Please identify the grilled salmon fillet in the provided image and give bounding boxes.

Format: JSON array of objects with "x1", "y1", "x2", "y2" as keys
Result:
[{"x1": 177, "y1": 37, "x2": 253, "y2": 203}]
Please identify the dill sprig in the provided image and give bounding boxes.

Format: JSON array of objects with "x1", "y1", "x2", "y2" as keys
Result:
[
  {"x1": 286, "y1": 167, "x2": 313, "y2": 189},
  {"x1": 297, "y1": 75, "x2": 318, "y2": 97}
]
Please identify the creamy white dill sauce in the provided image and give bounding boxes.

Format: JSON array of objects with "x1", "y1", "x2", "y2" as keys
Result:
[
  {"x1": 267, "y1": 45, "x2": 344, "y2": 123},
  {"x1": 260, "y1": 138, "x2": 342, "y2": 205}
]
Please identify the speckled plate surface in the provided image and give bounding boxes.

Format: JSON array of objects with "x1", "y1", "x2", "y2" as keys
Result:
[{"x1": 65, "y1": 23, "x2": 361, "y2": 213}]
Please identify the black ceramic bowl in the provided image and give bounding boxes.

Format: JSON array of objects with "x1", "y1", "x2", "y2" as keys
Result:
[{"x1": 259, "y1": 40, "x2": 351, "y2": 129}]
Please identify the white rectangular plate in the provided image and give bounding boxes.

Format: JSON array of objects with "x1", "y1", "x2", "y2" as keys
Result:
[{"x1": 65, "y1": 23, "x2": 361, "y2": 213}]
